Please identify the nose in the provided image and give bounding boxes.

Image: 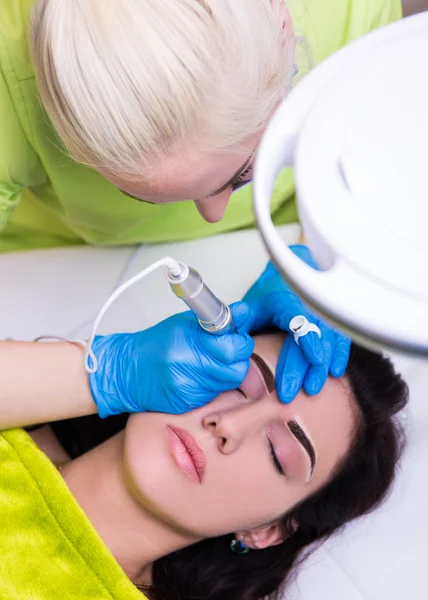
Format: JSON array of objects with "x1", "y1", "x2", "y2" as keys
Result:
[
  {"x1": 193, "y1": 186, "x2": 233, "y2": 223},
  {"x1": 202, "y1": 398, "x2": 275, "y2": 454}
]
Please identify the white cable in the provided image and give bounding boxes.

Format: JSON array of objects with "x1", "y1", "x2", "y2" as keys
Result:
[
  {"x1": 114, "y1": 244, "x2": 148, "y2": 288},
  {"x1": 66, "y1": 244, "x2": 148, "y2": 340},
  {"x1": 33, "y1": 336, "x2": 87, "y2": 348},
  {"x1": 84, "y1": 256, "x2": 182, "y2": 373}
]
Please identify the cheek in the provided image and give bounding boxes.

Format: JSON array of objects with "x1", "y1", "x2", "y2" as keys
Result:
[
  {"x1": 122, "y1": 414, "x2": 200, "y2": 531},
  {"x1": 123, "y1": 415, "x2": 170, "y2": 501},
  {"x1": 123, "y1": 414, "x2": 298, "y2": 539},
  {"x1": 197, "y1": 449, "x2": 294, "y2": 536}
]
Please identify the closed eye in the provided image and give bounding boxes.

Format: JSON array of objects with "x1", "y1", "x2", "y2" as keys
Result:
[{"x1": 268, "y1": 438, "x2": 285, "y2": 476}]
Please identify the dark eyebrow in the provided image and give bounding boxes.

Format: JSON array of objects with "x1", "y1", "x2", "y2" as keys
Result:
[
  {"x1": 251, "y1": 353, "x2": 275, "y2": 393},
  {"x1": 288, "y1": 420, "x2": 316, "y2": 475},
  {"x1": 208, "y1": 154, "x2": 253, "y2": 197}
]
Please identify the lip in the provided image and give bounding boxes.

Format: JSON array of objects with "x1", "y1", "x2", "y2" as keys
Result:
[{"x1": 167, "y1": 425, "x2": 206, "y2": 484}]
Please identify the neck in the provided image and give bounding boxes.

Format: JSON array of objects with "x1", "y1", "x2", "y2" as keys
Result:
[{"x1": 61, "y1": 433, "x2": 198, "y2": 585}]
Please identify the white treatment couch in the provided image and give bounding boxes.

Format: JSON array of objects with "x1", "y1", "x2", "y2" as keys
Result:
[{"x1": 1, "y1": 225, "x2": 427, "y2": 600}]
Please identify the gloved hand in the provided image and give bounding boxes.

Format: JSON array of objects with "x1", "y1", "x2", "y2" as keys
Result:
[
  {"x1": 89, "y1": 304, "x2": 254, "y2": 418},
  {"x1": 240, "y1": 245, "x2": 351, "y2": 403}
]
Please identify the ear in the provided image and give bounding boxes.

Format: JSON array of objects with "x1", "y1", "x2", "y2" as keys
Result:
[{"x1": 236, "y1": 520, "x2": 298, "y2": 551}]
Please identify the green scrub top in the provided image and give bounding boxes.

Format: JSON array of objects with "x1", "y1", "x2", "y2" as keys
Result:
[{"x1": 0, "y1": 0, "x2": 402, "y2": 252}]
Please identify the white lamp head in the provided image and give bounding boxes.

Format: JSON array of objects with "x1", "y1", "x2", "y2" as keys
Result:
[{"x1": 253, "y1": 13, "x2": 428, "y2": 357}]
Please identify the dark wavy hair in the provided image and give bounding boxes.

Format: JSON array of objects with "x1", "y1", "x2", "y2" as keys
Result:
[{"x1": 50, "y1": 343, "x2": 408, "y2": 600}]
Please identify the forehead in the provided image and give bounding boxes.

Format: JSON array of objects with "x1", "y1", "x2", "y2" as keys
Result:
[
  {"x1": 104, "y1": 132, "x2": 260, "y2": 201},
  {"x1": 254, "y1": 333, "x2": 358, "y2": 484}
]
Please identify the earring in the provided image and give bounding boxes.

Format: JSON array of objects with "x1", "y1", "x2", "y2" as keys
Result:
[{"x1": 230, "y1": 536, "x2": 251, "y2": 555}]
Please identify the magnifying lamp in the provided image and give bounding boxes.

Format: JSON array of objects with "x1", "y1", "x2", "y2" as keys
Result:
[{"x1": 253, "y1": 12, "x2": 428, "y2": 357}]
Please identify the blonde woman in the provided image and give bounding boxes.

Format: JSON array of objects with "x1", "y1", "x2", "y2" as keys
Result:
[
  {"x1": 0, "y1": 0, "x2": 404, "y2": 249},
  {"x1": 0, "y1": 2, "x2": 410, "y2": 424}
]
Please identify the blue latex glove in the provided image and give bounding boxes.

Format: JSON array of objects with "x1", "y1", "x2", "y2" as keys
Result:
[
  {"x1": 240, "y1": 245, "x2": 351, "y2": 403},
  {"x1": 89, "y1": 304, "x2": 254, "y2": 418}
]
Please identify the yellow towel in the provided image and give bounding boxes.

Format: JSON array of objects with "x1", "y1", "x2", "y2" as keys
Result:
[{"x1": 0, "y1": 428, "x2": 145, "y2": 599}]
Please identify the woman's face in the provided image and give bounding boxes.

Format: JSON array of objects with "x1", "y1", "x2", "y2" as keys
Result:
[
  {"x1": 124, "y1": 333, "x2": 357, "y2": 542},
  {"x1": 103, "y1": 131, "x2": 260, "y2": 224}
]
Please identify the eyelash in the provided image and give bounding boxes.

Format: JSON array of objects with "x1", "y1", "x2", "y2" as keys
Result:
[
  {"x1": 237, "y1": 388, "x2": 284, "y2": 475},
  {"x1": 235, "y1": 164, "x2": 252, "y2": 183},
  {"x1": 268, "y1": 439, "x2": 284, "y2": 476},
  {"x1": 236, "y1": 388, "x2": 247, "y2": 399}
]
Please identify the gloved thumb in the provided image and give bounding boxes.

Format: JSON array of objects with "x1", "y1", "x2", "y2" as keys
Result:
[
  {"x1": 230, "y1": 301, "x2": 258, "y2": 334},
  {"x1": 200, "y1": 327, "x2": 254, "y2": 365}
]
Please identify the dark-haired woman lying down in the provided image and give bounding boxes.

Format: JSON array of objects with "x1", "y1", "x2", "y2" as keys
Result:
[{"x1": 1, "y1": 331, "x2": 407, "y2": 600}]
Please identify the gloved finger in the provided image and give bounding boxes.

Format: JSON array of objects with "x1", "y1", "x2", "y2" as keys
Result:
[
  {"x1": 295, "y1": 330, "x2": 324, "y2": 367},
  {"x1": 267, "y1": 293, "x2": 319, "y2": 340},
  {"x1": 275, "y1": 335, "x2": 309, "y2": 404},
  {"x1": 165, "y1": 359, "x2": 252, "y2": 414},
  {"x1": 330, "y1": 334, "x2": 351, "y2": 377},
  {"x1": 200, "y1": 330, "x2": 255, "y2": 364},
  {"x1": 229, "y1": 302, "x2": 253, "y2": 331},
  {"x1": 262, "y1": 292, "x2": 325, "y2": 366},
  {"x1": 230, "y1": 301, "x2": 262, "y2": 335},
  {"x1": 203, "y1": 359, "x2": 252, "y2": 389},
  {"x1": 303, "y1": 363, "x2": 329, "y2": 396},
  {"x1": 264, "y1": 292, "x2": 313, "y2": 340},
  {"x1": 303, "y1": 325, "x2": 334, "y2": 394}
]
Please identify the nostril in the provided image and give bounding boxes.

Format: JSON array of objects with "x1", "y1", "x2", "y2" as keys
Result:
[
  {"x1": 217, "y1": 437, "x2": 229, "y2": 453},
  {"x1": 203, "y1": 416, "x2": 230, "y2": 451},
  {"x1": 203, "y1": 418, "x2": 219, "y2": 436}
]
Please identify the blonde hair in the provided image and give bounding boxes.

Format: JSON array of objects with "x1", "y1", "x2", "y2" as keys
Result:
[{"x1": 31, "y1": 0, "x2": 296, "y2": 180}]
